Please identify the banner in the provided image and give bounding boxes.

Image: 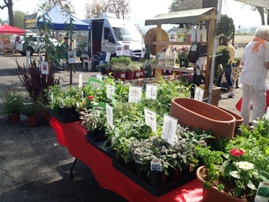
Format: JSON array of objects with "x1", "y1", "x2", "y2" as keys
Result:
[{"x1": 24, "y1": 13, "x2": 37, "y2": 29}]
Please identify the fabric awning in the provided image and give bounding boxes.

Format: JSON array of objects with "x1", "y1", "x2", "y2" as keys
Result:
[
  {"x1": 145, "y1": 7, "x2": 215, "y2": 25},
  {"x1": 0, "y1": 24, "x2": 26, "y2": 35},
  {"x1": 235, "y1": 0, "x2": 269, "y2": 9}
]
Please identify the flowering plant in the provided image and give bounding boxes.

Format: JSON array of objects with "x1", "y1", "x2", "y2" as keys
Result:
[{"x1": 178, "y1": 46, "x2": 189, "y2": 60}]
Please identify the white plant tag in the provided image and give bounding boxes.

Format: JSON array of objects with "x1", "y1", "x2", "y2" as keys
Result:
[
  {"x1": 144, "y1": 109, "x2": 157, "y2": 133},
  {"x1": 146, "y1": 84, "x2": 158, "y2": 100},
  {"x1": 106, "y1": 85, "x2": 115, "y2": 99},
  {"x1": 41, "y1": 61, "x2": 49, "y2": 75},
  {"x1": 255, "y1": 181, "x2": 269, "y2": 202},
  {"x1": 151, "y1": 158, "x2": 162, "y2": 172},
  {"x1": 79, "y1": 73, "x2": 83, "y2": 88},
  {"x1": 51, "y1": 92, "x2": 53, "y2": 100},
  {"x1": 162, "y1": 114, "x2": 178, "y2": 146},
  {"x1": 265, "y1": 107, "x2": 269, "y2": 121},
  {"x1": 194, "y1": 86, "x2": 204, "y2": 102},
  {"x1": 134, "y1": 148, "x2": 142, "y2": 164},
  {"x1": 96, "y1": 74, "x2": 102, "y2": 81},
  {"x1": 128, "y1": 86, "x2": 142, "y2": 103},
  {"x1": 106, "y1": 103, "x2": 114, "y2": 128}
]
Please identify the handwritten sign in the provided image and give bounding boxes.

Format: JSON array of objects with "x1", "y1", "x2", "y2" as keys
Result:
[
  {"x1": 194, "y1": 86, "x2": 204, "y2": 102},
  {"x1": 150, "y1": 158, "x2": 162, "y2": 172},
  {"x1": 144, "y1": 109, "x2": 157, "y2": 133},
  {"x1": 162, "y1": 114, "x2": 178, "y2": 146},
  {"x1": 146, "y1": 84, "x2": 158, "y2": 100},
  {"x1": 106, "y1": 85, "x2": 115, "y2": 99},
  {"x1": 128, "y1": 86, "x2": 142, "y2": 103}
]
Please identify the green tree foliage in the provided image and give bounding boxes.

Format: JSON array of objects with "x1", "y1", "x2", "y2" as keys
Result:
[
  {"x1": 169, "y1": 0, "x2": 201, "y2": 12},
  {"x1": 215, "y1": 15, "x2": 235, "y2": 39},
  {"x1": 0, "y1": 17, "x2": 4, "y2": 25},
  {"x1": 14, "y1": 10, "x2": 25, "y2": 28},
  {"x1": 84, "y1": 0, "x2": 130, "y2": 19}
]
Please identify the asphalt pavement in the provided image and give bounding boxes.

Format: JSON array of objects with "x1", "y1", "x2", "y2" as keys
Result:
[{"x1": 0, "y1": 52, "x2": 242, "y2": 202}]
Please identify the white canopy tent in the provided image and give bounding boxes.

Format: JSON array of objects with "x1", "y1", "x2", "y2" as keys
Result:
[{"x1": 235, "y1": 0, "x2": 269, "y2": 9}]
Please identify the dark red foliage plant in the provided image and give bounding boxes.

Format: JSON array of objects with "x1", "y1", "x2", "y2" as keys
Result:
[{"x1": 17, "y1": 59, "x2": 60, "y2": 103}]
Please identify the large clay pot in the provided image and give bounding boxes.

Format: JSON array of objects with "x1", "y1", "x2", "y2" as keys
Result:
[
  {"x1": 196, "y1": 166, "x2": 244, "y2": 202},
  {"x1": 218, "y1": 107, "x2": 243, "y2": 136},
  {"x1": 27, "y1": 115, "x2": 38, "y2": 127},
  {"x1": 171, "y1": 98, "x2": 236, "y2": 139}
]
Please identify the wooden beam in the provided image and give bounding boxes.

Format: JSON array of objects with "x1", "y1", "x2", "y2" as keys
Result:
[{"x1": 155, "y1": 24, "x2": 163, "y2": 79}]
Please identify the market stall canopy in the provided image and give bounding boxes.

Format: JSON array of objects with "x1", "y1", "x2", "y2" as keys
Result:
[
  {"x1": 38, "y1": 5, "x2": 89, "y2": 30},
  {"x1": 145, "y1": 7, "x2": 215, "y2": 25},
  {"x1": 235, "y1": 0, "x2": 269, "y2": 9},
  {"x1": 0, "y1": 24, "x2": 26, "y2": 35}
]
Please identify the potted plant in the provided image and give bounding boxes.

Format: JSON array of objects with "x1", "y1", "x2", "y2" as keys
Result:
[
  {"x1": 196, "y1": 119, "x2": 269, "y2": 201},
  {"x1": 97, "y1": 62, "x2": 110, "y2": 75},
  {"x1": 126, "y1": 66, "x2": 134, "y2": 80},
  {"x1": 0, "y1": 90, "x2": 23, "y2": 123},
  {"x1": 117, "y1": 66, "x2": 127, "y2": 81},
  {"x1": 79, "y1": 108, "x2": 107, "y2": 142},
  {"x1": 111, "y1": 65, "x2": 120, "y2": 80},
  {"x1": 21, "y1": 100, "x2": 40, "y2": 127},
  {"x1": 132, "y1": 63, "x2": 141, "y2": 79},
  {"x1": 178, "y1": 46, "x2": 189, "y2": 67},
  {"x1": 233, "y1": 57, "x2": 241, "y2": 67}
]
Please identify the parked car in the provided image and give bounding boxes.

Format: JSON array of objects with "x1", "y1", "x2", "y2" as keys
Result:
[{"x1": 12, "y1": 35, "x2": 59, "y2": 56}]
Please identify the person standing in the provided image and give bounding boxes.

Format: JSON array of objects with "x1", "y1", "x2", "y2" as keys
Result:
[
  {"x1": 217, "y1": 35, "x2": 235, "y2": 98},
  {"x1": 239, "y1": 25, "x2": 269, "y2": 126}
]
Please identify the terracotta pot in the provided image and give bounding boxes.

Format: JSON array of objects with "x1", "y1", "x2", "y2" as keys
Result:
[
  {"x1": 126, "y1": 71, "x2": 134, "y2": 80},
  {"x1": 27, "y1": 115, "x2": 38, "y2": 127},
  {"x1": 9, "y1": 113, "x2": 20, "y2": 123},
  {"x1": 196, "y1": 166, "x2": 244, "y2": 202},
  {"x1": 218, "y1": 107, "x2": 243, "y2": 136},
  {"x1": 106, "y1": 68, "x2": 113, "y2": 76},
  {"x1": 171, "y1": 98, "x2": 236, "y2": 139},
  {"x1": 162, "y1": 69, "x2": 167, "y2": 75},
  {"x1": 140, "y1": 69, "x2": 145, "y2": 78}
]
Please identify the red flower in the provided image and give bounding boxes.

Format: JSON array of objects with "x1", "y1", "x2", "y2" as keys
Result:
[
  {"x1": 230, "y1": 148, "x2": 245, "y2": 157},
  {"x1": 87, "y1": 96, "x2": 94, "y2": 100}
]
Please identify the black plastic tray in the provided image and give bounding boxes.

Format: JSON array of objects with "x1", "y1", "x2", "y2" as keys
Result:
[
  {"x1": 85, "y1": 135, "x2": 113, "y2": 158},
  {"x1": 47, "y1": 108, "x2": 80, "y2": 123},
  {"x1": 112, "y1": 160, "x2": 196, "y2": 197}
]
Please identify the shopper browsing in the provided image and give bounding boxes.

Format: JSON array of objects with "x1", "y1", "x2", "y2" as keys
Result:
[{"x1": 239, "y1": 25, "x2": 269, "y2": 126}]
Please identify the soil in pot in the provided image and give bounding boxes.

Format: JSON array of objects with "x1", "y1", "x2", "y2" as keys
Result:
[{"x1": 197, "y1": 166, "x2": 253, "y2": 202}]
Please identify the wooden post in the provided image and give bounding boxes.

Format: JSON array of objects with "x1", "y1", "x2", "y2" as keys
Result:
[
  {"x1": 205, "y1": 9, "x2": 216, "y2": 96},
  {"x1": 155, "y1": 24, "x2": 163, "y2": 79}
]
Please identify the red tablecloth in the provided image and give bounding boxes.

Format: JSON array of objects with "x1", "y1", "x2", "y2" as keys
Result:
[{"x1": 50, "y1": 117, "x2": 203, "y2": 202}]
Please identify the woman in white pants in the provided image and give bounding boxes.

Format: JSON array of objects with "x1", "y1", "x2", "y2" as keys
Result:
[{"x1": 239, "y1": 25, "x2": 269, "y2": 126}]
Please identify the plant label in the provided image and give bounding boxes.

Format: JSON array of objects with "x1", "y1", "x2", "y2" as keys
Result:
[
  {"x1": 88, "y1": 77, "x2": 103, "y2": 90},
  {"x1": 151, "y1": 158, "x2": 162, "y2": 172},
  {"x1": 79, "y1": 74, "x2": 83, "y2": 88},
  {"x1": 106, "y1": 103, "x2": 113, "y2": 128},
  {"x1": 265, "y1": 107, "x2": 269, "y2": 121},
  {"x1": 146, "y1": 84, "x2": 158, "y2": 100},
  {"x1": 68, "y1": 50, "x2": 76, "y2": 64},
  {"x1": 255, "y1": 181, "x2": 269, "y2": 202},
  {"x1": 134, "y1": 148, "x2": 142, "y2": 164},
  {"x1": 106, "y1": 85, "x2": 115, "y2": 99},
  {"x1": 41, "y1": 61, "x2": 49, "y2": 75},
  {"x1": 194, "y1": 86, "x2": 204, "y2": 102},
  {"x1": 144, "y1": 109, "x2": 157, "y2": 133},
  {"x1": 96, "y1": 74, "x2": 102, "y2": 81},
  {"x1": 105, "y1": 52, "x2": 111, "y2": 63},
  {"x1": 162, "y1": 114, "x2": 178, "y2": 146},
  {"x1": 128, "y1": 86, "x2": 142, "y2": 103}
]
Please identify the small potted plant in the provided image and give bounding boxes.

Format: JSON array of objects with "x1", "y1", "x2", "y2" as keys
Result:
[
  {"x1": 117, "y1": 65, "x2": 127, "y2": 81},
  {"x1": 126, "y1": 66, "x2": 134, "y2": 80},
  {"x1": 21, "y1": 100, "x2": 40, "y2": 127},
  {"x1": 0, "y1": 90, "x2": 23, "y2": 123},
  {"x1": 132, "y1": 63, "x2": 141, "y2": 79}
]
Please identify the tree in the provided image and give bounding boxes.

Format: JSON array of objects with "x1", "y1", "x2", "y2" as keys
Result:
[
  {"x1": 14, "y1": 10, "x2": 25, "y2": 28},
  {"x1": 0, "y1": 0, "x2": 14, "y2": 25},
  {"x1": 84, "y1": 0, "x2": 130, "y2": 19},
  {"x1": 0, "y1": 17, "x2": 4, "y2": 25},
  {"x1": 169, "y1": 0, "x2": 201, "y2": 12}
]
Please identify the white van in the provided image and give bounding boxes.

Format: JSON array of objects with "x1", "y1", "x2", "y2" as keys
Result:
[{"x1": 83, "y1": 13, "x2": 144, "y2": 60}]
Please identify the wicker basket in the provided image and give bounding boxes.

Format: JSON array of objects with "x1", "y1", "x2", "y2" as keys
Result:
[{"x1": 171, "y1": 98, "x2": 236, "y2": 139}]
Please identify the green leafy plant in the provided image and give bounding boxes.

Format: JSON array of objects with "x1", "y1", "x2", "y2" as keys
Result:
[
  {"x1": 21, "y1": 100, "x2": 40, "y2": 116},
  {"x1": 0, "y1": 90, "x2": 24, "y2": 115}
]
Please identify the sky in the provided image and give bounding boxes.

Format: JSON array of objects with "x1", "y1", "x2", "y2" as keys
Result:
[{"x1": 0, "y1": 0, "x2": 264, "y2": 33}]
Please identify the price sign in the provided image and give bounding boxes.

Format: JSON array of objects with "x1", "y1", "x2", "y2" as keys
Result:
[
  {"x1": 162, "y1": 114, "x2": 178, "y2": 146},
  {"x1": 128, "y1": 86, "x2": 142, "y2": 103},
  {"x1": 79, "y1": 73, "x2": 83, "y2": 87},
  {"x1": 146, "y1": 84, "x2": 158, "y2": 100},
  {"x1": 96, "y1": 74, "x2": 103, "y2": 81},
  {"x1": 106, "y1": 85, "x2": 115, "y2": 99},
  {"x1": 150, "y1": 158, "x2": 162, "y2": 172},
  {"x1": 265, "y1": 107, "x2": 269, "y2": 121},
  {"x1": 106, "y1": 103, "x2": 113, "y2": 128},
  {"x1": 194, "y1": 86, "x2": 204, "y2": 102},
  {"x1": 255, "y1": 180, "x2": 269, "y2": 202},
  {"x1": 144, "y1": 109, "x2": 157, "y2": 133},
  {"x1": 88, "y1": 77, "x2": 103, "y2": 89},
  {"x1": 41, "y1": 61, "x2": 49, "y2": 75},
  {"x1": 134, "y1": 148, "x2": 142, "y2": 164}
]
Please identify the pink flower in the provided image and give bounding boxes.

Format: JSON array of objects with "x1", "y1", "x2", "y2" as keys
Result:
[{"x1": 230, "y1": 148, "x2": 245, "y2": 157}]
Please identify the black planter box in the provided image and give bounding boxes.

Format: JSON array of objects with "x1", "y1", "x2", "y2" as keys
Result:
[
  {"x1": 47, "y1": 108, "x2": 80, "y2": 123},
  {"x1": 112, "y1": 160, "x2": 197, "y2": 197},
  {"x1": 85, "y1": 134, "x2": 113, "y2": 158}
]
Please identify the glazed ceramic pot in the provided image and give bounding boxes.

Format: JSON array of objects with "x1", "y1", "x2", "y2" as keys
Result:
[
  {"x1": 196, "y1": 166, "x2": 244, "y2": 202},
  {"x1": 171, "y1": 98, "x2": 236, "y2": 139}
]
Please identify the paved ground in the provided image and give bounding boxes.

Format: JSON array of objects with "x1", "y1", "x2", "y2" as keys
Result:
[{"x1": 0, "y1": 53, "x2": 242, "y2": 202}]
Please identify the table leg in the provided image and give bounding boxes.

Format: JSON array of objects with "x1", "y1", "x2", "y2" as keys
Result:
[{"x1": 70, "y1": 157, "x2": 78, "y2": 179}]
